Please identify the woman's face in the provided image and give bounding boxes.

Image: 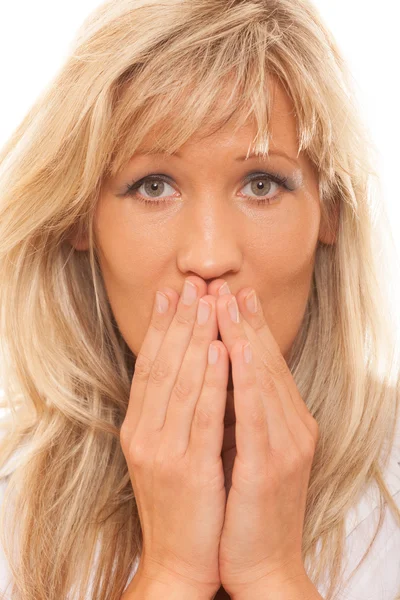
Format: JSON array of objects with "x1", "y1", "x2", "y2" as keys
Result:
[{"x1": 73, "y1": 79, "x2": 334, "y2": 374}]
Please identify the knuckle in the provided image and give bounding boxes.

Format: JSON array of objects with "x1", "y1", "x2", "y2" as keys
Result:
[
  {"x1": 172, "y1": 375, "x2": 194, "y2": 402},
  {"x1": 149, "y1": 356, "x2": 171, "y2": 385},
  {"x1": 308, "y1": 415, "x2": 320, "y2": 442},
  {"x1": 258, "y1": 369, "x2": 277, "y2": 395},
  {"x1": 269, "y1": 444, "x2": 290, "y2": 469},
  {"x1": 302, "y1": 432, "x2": 317, "y2": 460},
  {"x1": 261, "y1": 348, "x2": 288, "y2": 377},
  {"x1": 287, "y1": 450, "x2": 303, "y2": 471},
  {"x1": 233, "y1": 462, "x2": 268, "y2": 490},
  {"x1": 127, "y1": 437, "x2": 150, "y2": 466},
  {"x1": 190, "y1": 326, "x2": 210, "y2": 346},
  {"x1": 193, "y1": 405, "x2": 215, "y2": 429},
  {"x1": 119, "y1": 422, "x2": 131, "y2": 450},
  {"x1": 247, "y1": 406, "x2": 267, "y2": 431},
  {"x1": 133, "y1": 352, "x2": 153, "y2": 381},
  {"x1": 149, "y1": 318, "x2": 168, "y2": 335},
  {"x1": 271, "y1": 441, "x2": 301, "y2": 471},
  {"x1": 239, "y1": 370, "x2": 256, "y2": 391},
  {"x1": 265, "y1": 352, "x2": 288, "y2": 378},
  {"x1": 203, "y1": 370, "x2": 221, "y2": 391},
  {"x1": 250, "y1": 314, "x2": 266, "y2": 334},
  {"x1": 232, "y1": 339, "x2": 246, "y2": 357},
  {"x1": 174, "y1": 311, "x2": 193, "y2": 328}
]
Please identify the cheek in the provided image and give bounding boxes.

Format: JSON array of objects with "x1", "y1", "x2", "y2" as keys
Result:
[
  {"x1": 94, "y1": 202, "x2": 168, "y2": 354},
  {"x1": 253, "y1": 205, "x2": 319, "y2": 355},
  {"x1": 95, "y1": 200, "x2": 158, "y2": 287},
  {"x1": 252, "y1": 206, "x2": 318, "y2": 284}
]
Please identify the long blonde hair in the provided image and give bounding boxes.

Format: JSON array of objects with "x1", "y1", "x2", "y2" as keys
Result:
[{"x1": 1, "y1": 0, "x2": 399, "y2": 598}]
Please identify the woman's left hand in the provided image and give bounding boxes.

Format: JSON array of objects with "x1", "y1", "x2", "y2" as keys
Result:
[{"x1": 211, "y1": 283, "x2": 320, "y2": 598}]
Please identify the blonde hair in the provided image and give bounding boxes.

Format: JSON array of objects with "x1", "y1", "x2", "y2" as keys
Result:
[{"x1": 1, "y1": 0, "x2": 400, "y2": 598}]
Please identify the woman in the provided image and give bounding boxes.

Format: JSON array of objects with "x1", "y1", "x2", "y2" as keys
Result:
[{"x1": 0, "y1": 0, "x2": 399, "y2": 599}]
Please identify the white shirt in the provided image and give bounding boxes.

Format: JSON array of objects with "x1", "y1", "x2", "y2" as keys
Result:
[{"x1": 0, "y1": 420, "x2": 399, "y2": 599}]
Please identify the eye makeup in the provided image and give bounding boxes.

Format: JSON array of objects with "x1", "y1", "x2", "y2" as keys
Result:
[{"x1": 117, "y1": 168, "x2": 301, "y2": 208}]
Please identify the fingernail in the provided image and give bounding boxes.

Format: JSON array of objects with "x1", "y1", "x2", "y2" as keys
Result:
[
  {"x1": 218, "y1": 282, "x2": 231, "y2": 296},
  {"x1": 245, "y1": 290, "x2": 258, "y2": 314},
  {"x1": 183, "y1": 280, "x2": 197, "y2": 305},
  {"x1": 197, "y1": 299, "x2": 211, "y2": 325},
  {"x1": 228, "y1": 297, "x2": 240, "y2": 323},
  {"x1": 208, "y1": 343, "x2": 219, "y2": 365},
  {"x1": 156, "y1": 291, "x2": 169, "y2": 313},
  {"x1": 243, "y1": 342, "x2": 253, "y2": 364}
]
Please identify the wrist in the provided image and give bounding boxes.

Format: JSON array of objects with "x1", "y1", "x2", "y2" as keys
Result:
[
  {"x1": 229, "y1": 571, "x2": 320, "y2": 600},
  {"x1": 121, "y1": 571, "x2": 216, "y2": 600}
]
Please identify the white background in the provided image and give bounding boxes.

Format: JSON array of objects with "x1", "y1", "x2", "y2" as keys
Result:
[
  {"x1": 0, "y1": 1, "x2": 399, "y2": 405},
  {"x1": 0, "y1": 1, "x2": 398, "y2": 241}
]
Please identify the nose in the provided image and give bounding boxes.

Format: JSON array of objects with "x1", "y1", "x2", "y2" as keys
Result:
[{"x1": 176, "y1": 198, "x2": 242, "y2": 285}]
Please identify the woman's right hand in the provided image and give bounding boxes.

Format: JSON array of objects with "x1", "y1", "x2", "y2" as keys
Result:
[{"x1": 120, "y1": 276, "x2": 229, "y2": 599}]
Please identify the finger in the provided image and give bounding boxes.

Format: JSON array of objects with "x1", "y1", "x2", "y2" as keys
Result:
[
  {"x1": 138, "y1": 277, "x2": 209, "y2": 434},
  {"x1": 251, "y1": 347, "x2": 296, "y2": 451},
  {"x1": 252, "y1": 348, "x2": 308, "y2": 449},
  {"x1": 236, "y1": 287, "x2": 316, "y2": 435},
  {"x1": 162, "y1": 294, "x2": 223, "y2": 456},
  {"x1": 232, "y1": 340, "x2": 295, "y2": 467},
  {"x1": 230, "y1": 340, "x2": 268, "y2": 469},
  {"x1": 214, "y1": 291, "x2": 288, "y2": 439},
  {"x1": 123, "y1": 286, "x2": 179, "y2": 436},
  {"x1": 189, "y1": 339, "x2": 230, "y2": 465},
  {"x1": 207, "y1": 279, "x2": 231, "y2": 297},
  {"x1": 215, "y1": 293, "x2": 249, "y2": 355}
]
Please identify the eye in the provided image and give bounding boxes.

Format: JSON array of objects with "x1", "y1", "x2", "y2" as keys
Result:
[
  {"x1": 121, "y1": 171, "x2": 293, "y2": 207},
  {"x1": 239, "y1": 173, "x2": 290, "y2": 205},
  {"x1": 122, "y1": 174, "x2": 178, "y2": 206}
]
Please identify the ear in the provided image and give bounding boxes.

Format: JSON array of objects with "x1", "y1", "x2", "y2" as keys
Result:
[
  {"x1": 70, "y1": 238, "x2": 89, "y2": 251},
  {"x1": 66, "y1": 228, "x2": 89, "y2": 251},
  {"x1": 318, "y1": 196, "x2": 340, "y2": 246}
]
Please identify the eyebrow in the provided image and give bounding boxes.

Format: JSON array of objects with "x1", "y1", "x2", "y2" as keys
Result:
[
  {"x1": 135, "y1": 149, "x2": 300, "y2": 168},
  {"x1": 235, "y1": 151, "x2": 300, "y2": 168}
]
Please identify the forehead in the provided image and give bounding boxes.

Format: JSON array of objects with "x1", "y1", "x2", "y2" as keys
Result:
[{"x1": 134, "y1": 76, "x2": 299, "y2": 159}]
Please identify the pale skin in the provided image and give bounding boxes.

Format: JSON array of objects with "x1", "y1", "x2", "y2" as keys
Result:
[{"x1": 71, "y1": 78, "x2": 336, "y2": 599}]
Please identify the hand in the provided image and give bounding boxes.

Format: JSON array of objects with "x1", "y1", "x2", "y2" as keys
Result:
[
  {"x1": 208, "y1": 280, "x2": 319, "y2": 598},
  {"x1": 120, "y1": 276, "x2": 230, "y2": 599}
]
